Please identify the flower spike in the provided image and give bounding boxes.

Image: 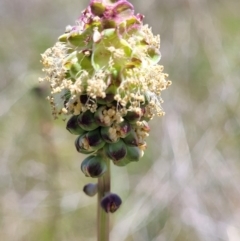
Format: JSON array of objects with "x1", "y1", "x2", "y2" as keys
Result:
[{"x1": 40, "y1": 1, "x2": 171, "y2": 230}]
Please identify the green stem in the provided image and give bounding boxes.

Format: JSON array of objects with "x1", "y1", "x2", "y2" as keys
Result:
[{"x1": 97, "y1": 158, "x2": 110, "y2": 241}]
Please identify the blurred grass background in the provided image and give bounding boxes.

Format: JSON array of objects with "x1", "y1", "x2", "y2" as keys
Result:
[{"x1": 0, "y1": 0, "x2": 240, "y2": 240}]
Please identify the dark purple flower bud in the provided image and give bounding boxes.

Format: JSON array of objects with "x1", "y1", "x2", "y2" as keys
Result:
[
  {"x1": 75, "y1": 134, "x2": 95, "y2": 154},
  {"x1": 66, "y1": 115, "x2": 86, "y2": 135},
  {"x1": 78, "y1": 110, "x2": 99, "y2": 131},
  {"x1": 75, "y1": 129, "x2": 105, "y2": 153},
  {"x1": 122, "y1": 129, "x2": 139, "y2": 146},
  {"x1": 79, "y1": 94, "x2": 91, "y2": 104},
  {"x1": 101, "y1": 193, "x2": 122, "y2": 213},
  {"x1": 86, "y1": 128, "x2": 106, "y2": 150},
  {"x1": 124, "y1": 108, "x2": 143, "y2": 124},
  {"x1": 100, "y1": 126, "x2": 119, "y2": 143},
  {"x1": 79, "y1": 95, "x2": 94, "y2": 105},
  {"x1": 105, "y1": 139, "x2": 127, "y2": 161},
  {"x1": 83, "y1": 183, "x2": 98, "y2": 197},
  {"x1": 112, "y1": 145, "x2": 142, "y2": 166},
  {"x1": 81, "y1": 155, "x2": 107, "y2": 178},
  {"x1": 118, "y1": 120, "x2": 132, "y2": 138},
  {"x1": 140, "y1": 106, "x2": 153, "y2": 122}
]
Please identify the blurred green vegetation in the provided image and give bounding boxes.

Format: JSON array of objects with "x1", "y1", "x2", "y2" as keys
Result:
[{"x1": 0, "y1": 0, "x2": 240, "y2": 240}]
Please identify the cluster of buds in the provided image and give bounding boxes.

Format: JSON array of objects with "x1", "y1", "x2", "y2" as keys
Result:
[{"x1": 40, "y1": 0, "x2": 171, "y2": 212}]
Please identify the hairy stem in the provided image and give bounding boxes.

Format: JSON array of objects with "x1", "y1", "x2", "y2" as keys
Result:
[{"x1": 97, "y1": 158, "x2": 110, "y2": 241}]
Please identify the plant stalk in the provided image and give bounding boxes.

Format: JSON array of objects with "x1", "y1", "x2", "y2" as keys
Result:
[{"x1": 97, "y1": 158, "x2": 110, "y2": 241}]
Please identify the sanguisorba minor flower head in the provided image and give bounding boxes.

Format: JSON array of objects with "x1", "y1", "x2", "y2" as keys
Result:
[{"x1": 40, "y1": 0, "x2": 171, "y2": 181}]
